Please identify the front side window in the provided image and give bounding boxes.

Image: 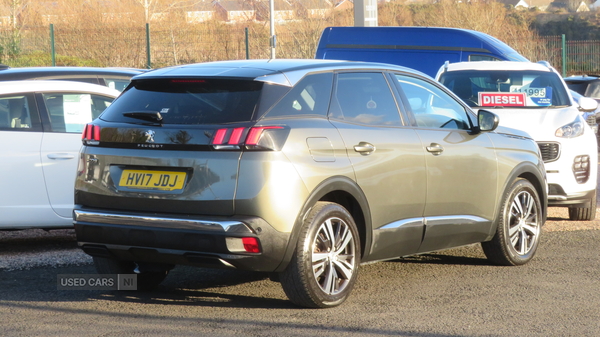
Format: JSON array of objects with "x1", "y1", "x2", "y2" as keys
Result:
[
  {"x1": 439, "y1": 70, "x2": 570, "y2": 108},
  {"x1": 43, "y1": 93, "x2": 114, "y2": 133},
  {"x1": 330, "y1": 72, "x2": 401, "y2": 126},
  {"x1": 584, "y1": 82, "x2": 600, "y2": 99},
  {"x1": 0, "y1": 94, "x2": 37, "y2": 130},
  {"x1": 395, "y1": 74, "x2": 471, "y2": 130},
  {"x1": 103, "y1": 77, "x2": 132, "y2": 92}
]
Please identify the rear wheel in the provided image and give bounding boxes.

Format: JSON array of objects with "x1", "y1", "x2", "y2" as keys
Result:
[
  {"x1": 280, "y1": 202, "x2": 360, "y2": 308},
  {"x1": 482, "y1": 178, "x2": 542, "y2": 266},
  {"x1": 92, "y1": 257, "x2": 170, "y2": 291},
  {"x1": 568, "y1": 190, "x2": 597, "y2": 221}
]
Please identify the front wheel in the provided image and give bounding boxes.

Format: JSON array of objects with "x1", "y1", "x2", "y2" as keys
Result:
[
  {"x1": 568, "y1": 190, "x2": 597, "y2": 221},
  {"x1": 280, "y1": 202, "x2": 361, "y2": 308},
  {"x1": 482, "y1": 178, "x2": 543, "y2": 266}
]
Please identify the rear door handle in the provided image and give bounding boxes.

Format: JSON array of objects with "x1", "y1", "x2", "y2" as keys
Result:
[
  {"x1": 354, "y1": 142, "x2": 375, "y2": 155},
  {"x1": 426, "y1": 143, "x2": 444, "y2": 155},
  {"x1": 47, "y1": 153, "x2": 75, "y2": 160}
]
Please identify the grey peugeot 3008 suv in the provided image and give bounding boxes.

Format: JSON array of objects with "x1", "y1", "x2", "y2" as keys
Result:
[{"x1": 74, "y1": 59, "x2": 547, "y2": 308}]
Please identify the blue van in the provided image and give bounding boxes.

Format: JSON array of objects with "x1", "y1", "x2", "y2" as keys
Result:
[{"x1": 315, "y1": 26, "x2": 528, "y2": 78}]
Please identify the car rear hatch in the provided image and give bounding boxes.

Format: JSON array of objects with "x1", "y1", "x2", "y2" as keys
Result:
[{"x1": 75, "y1": 77, "x2": 290, "y2": 216}]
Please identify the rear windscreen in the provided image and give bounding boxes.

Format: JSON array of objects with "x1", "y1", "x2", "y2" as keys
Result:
[{"x1": 99, "y1": 79, "x2": 265, "y2": 124}]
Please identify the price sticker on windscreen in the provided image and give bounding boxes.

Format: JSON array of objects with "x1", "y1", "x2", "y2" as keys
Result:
[
  {"x1": 511, "y1": 86, "x2": 553, "y2": 106},
  {"x1": 478, "y1": 92, "x2": 526, "y2": 107}
]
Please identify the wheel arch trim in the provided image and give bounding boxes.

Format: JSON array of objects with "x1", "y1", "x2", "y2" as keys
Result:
[
  {"x1": 273, "y1": 175, "x2": 372, "y2": 272},
  {"x1": 489, "y1": 162, "x2": 548, "y2": 239}
]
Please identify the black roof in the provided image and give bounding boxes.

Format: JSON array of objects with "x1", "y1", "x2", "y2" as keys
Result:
[
  {"x1": 564, "y1": 75, "x2": 600, "y2": 83},
  {"x1": 135, "y1": 59, "x2": 423, "y2": 82}
]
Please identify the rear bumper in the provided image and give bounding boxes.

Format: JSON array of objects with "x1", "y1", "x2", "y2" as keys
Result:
[{"x1": 73, "y1": 207, "x2": 290, "y2": 272}]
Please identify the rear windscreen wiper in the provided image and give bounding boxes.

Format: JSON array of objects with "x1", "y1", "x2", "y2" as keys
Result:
[{"x1": 123, "y1": 111, "x2": 163, "y2": 123}]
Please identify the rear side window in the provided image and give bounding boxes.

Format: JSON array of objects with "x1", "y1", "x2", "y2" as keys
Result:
[
  {"x1": 42, "y1": 93, "x2": 114, "y2": 133},
  {"x1": 100, "y1": 79, "x2": 264, "y2": 124},
  {"x1": 0, "y1": 94, "x2": 40, "y2": 131},
  {"x1": 263, "y1": 73, "x2": 333, "y2": 119}
]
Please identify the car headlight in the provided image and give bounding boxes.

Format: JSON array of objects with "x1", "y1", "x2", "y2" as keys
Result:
[{"x1": 555, "y1": 115, "x2": 585, "y2": 138}]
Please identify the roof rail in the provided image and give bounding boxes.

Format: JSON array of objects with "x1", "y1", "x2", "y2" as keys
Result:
[{"x1": 536, "y1": 60, "x2": 552, "y2": 69}]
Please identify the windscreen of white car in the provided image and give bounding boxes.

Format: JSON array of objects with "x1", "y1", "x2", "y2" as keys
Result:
[{"x1": 439, "y1": 70, "x2": 571, "y2": 108}]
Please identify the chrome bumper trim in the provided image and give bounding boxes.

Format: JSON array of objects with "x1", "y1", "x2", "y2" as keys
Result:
[{"x1": 73, "y1": 210, "x2": 254, "y2": 233}]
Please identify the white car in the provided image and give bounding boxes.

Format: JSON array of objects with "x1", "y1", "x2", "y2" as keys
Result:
[
  {"x1": 0, "y1": 80, "x2": 119, "y2": 229},
  {"x1": 437, "y1": 61, "x2": 598, "y2": 220}
]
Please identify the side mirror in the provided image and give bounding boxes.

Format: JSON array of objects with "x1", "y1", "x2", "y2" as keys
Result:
[
  {"x1": 577, "y1": 96, "x2": 598, "y2": 112},
  {"x1": 478, "y1": 110, "x2": 499, "y2": 132}
]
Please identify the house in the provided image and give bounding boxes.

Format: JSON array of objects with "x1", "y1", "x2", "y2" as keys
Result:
[
  {"x1": 294, "y1": 0, "x2": 335, "y2": 18},
  {"x1": 497, "y1": 0, "x2": 530, "y2": 9},
  {"x1": 185, "y1": 1, "x2": 216, "y2": 23},
  {"x1": 528, "y1": 0, "x2": 553, "y2": 10},
  {"x1": 334, "y1": 0, "x2": 354, "y2": 11},
  {"x1": 575, "y1": 0, "x2": 590, "y2": 11},
  {"x1": 255, "y1": 0, "x2": 295, "y2": 22},
  {"x1": 496, "y1": 0, "x2": 554, "y2": 10},
  {"x1": 214, "y1": 0, "x2": 256, "y2": 22},
  {"x1": 547, "y1": 0, "x2": 590, "y2": 12},
  {"x1": 0, "y1": 4, "x2": 13, "y2": 27}
]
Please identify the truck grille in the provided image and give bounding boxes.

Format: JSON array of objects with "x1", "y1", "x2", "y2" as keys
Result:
[{"x1": 537, "y1": 142, "x2": 560, "y2": 162}]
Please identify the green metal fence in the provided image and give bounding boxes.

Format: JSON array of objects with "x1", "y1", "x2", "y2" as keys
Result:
[
  {"x1": 3, "y1": 25, "x2": 600, "y2": 77},
  {"x1": 536, "y1": 35, "x2": 600, "y2": 77}
]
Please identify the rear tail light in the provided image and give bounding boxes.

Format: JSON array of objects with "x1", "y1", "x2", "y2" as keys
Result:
[
  {"x1": 82, "y1": 124, "x2": 101, "y2": 145},
  {"x1": 211, "y1": 126, "x2": 285, "y2": 150}
]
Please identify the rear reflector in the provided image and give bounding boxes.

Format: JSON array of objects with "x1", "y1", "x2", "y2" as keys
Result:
[
  {"x1": 242, "y1": 237, "x2": 260, "y2": 253},
  {"x1": 225, "y1": 237, "x2": 261, "y2": 254}
]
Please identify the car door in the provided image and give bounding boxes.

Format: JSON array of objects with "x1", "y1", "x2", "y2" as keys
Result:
[
  {"x1": 0, "y1": 93, "x2": 50, "y2": 228},
  {"x1": 328, "y1": 71, "x2": 426, "y2": 261},
  {"x1": 393, "y1": 73, "x2": 499, "y2": 253},
  {"x1": 37, "y1": 92, "x2": 114, "y2": 218}
]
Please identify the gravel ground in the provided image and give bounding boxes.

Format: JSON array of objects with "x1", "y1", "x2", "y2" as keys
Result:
[
  {"x1": 0, "y1": 229, "x2": 92, "y2": 271},
  {"x1": 545, "y1": 206, "x2": 600, "y2": 231},
  {"x1": 1, "y1": 206, "x2": 598, "y2": 272}
]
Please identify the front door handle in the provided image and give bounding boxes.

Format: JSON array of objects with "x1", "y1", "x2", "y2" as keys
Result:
[
  {"x1": 354, "y1": 142, "x2": 375, "y2": 155},
  {"x1": 426, "y1": 143, "x2": 444, "y2": 155}
]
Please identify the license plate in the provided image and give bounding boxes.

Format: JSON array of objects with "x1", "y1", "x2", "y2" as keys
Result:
[{"x1": 118, "y1": 169, "x2": 186, "y2": 191}]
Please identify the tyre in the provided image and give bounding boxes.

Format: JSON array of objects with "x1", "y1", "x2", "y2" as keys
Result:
[
  {"x1": 482, "y1": 178, "x2": 542, "y2": 266},
  {"x1": 280, "y1": 202, "x2": 361, "y2": 308},
  {"x1": 568, "y1": 190, "x2": 597, "y2": 221},
  {"x1": 93, "y1": 257, "x2": 169, "y2": 291}
]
